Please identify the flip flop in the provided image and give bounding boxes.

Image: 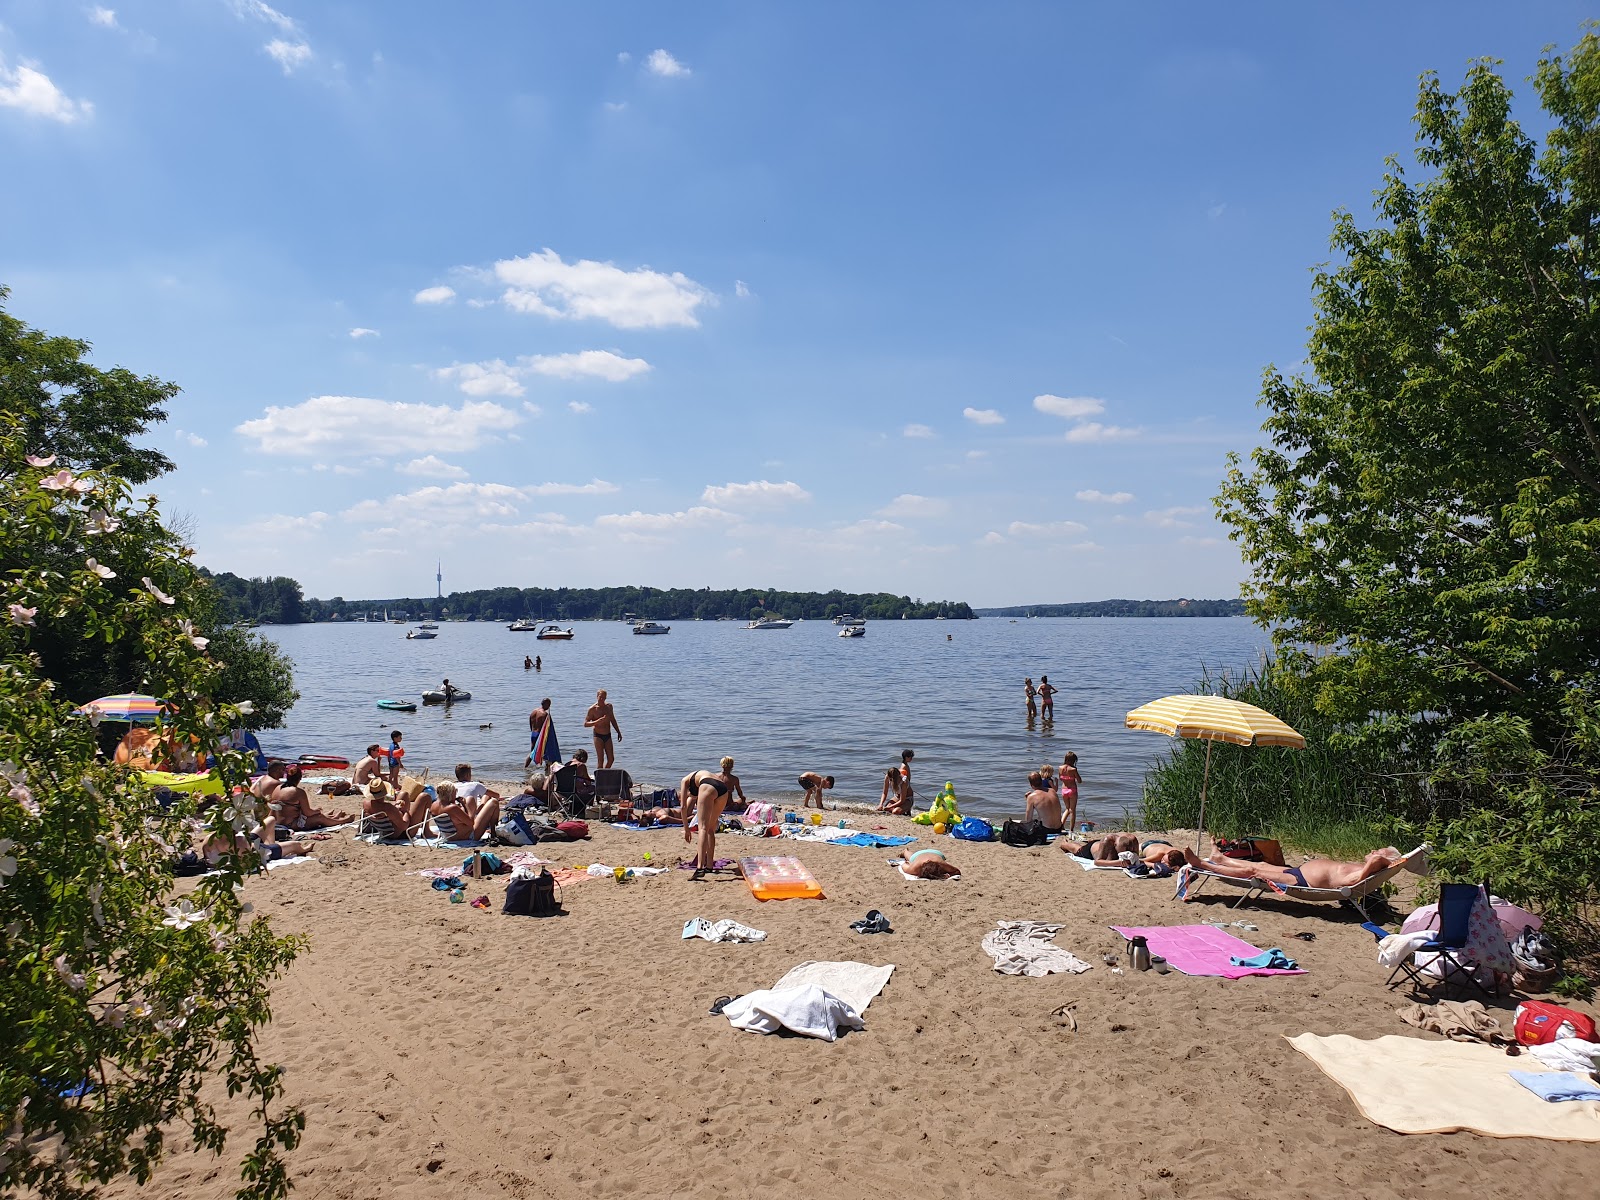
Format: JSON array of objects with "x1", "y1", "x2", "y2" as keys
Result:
[
  {"x1": 708, "y1": 995, "x2": 734, "y2": 1015},
  {"x1": 470, "y1": 895, "x2": 490, "y2": 909}
]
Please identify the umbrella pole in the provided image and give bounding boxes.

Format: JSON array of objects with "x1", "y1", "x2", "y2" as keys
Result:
[{"x1": 1196, "y1": 738, "x2": 1213, "y2": 856}]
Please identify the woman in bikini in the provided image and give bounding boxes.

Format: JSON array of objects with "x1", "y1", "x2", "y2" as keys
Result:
[
  {"x1": 1058, "y1": 751, "x2": 1082, "y2": 831},
  {"x1": 876, "y1": 749, "x2": 915, "y2": 814},
  {"x1": 682, "y1": 757, "x2": 745, "y2": 874},
  {"x1": 895, "y1": 847, "x2": 962, "y2": 879}
]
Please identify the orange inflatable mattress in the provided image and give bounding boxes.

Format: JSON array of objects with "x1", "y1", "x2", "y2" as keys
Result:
[{"x1": 739, "y1": 855, "x2": 825, "y2": 901}]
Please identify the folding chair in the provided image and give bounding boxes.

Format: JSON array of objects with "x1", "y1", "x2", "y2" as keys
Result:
[
  {"x1": 1385, "y1": 881, "x2": 1494, "y2": 999},
  {"x1": 593, "y1": 768, "x2": 633, "y2": 803},
  {"x1": 549, "y1": 765, "x2": 585, "y2": 819}
]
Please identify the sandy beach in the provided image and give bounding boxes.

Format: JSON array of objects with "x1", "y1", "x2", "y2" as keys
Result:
[{"x1": 108, "y1": 805, "x2": 1599, "y2": 1200}]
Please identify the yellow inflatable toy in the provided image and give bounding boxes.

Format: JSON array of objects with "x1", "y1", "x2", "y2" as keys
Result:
[{"x1": 914, "y1": 782, "x2": 961, "y2": 828}]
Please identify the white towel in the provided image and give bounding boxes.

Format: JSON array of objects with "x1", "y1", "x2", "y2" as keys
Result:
[
  {"x1": 1530, "y1": 1038, "x2": 1600, "y2": 1073},
  {"x1": 682, "y1": 917, "x2": 768, "y2": 943},
  {"x1": 982, "y1": 920, "x2": 1093, "y2": 977},
  {"x1": 1376, "y1": 930, "x2": 1436, "y2": 967},
  {"x1": 772, "y1": 961, "x2": 895, "y2": 1013},
  {"x1": 897, "y1": 865, "x2": 962, "y2": 882},
  {"x1": 723, "y1": 984, "x2": 865, "y2": 1041}
]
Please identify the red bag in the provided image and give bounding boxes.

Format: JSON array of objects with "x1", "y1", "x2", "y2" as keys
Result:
[
  {"x1": 1514, "y1": 1001, "x2": 1599, "y2": 1045},
  {"x1": 555, "y1": 820, "x2": 590, "y2": 841}
]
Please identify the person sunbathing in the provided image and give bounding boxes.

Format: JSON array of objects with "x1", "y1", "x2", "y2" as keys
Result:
[
  {"x1": 895, "y1": 847, "x2": 962, "y2": 879},
  {"x1": 269, "y1": 765, "x2": 351, "y2": 830},
  {"x1": 114, "y1": 727, "x2": 155, "y2": 769},
  {"x1": 429, "y1": 780, "x2": 500, "y2": 840},
  {"x1": 1058, "y1": 831, "x2": 1140, "y2": 865},
  {"x1": 1179, "y1": 846, "x2": 1404, "y2": 890},
  {"x1": 362, "y1": 779, "x2": 430, "y2": 835}
]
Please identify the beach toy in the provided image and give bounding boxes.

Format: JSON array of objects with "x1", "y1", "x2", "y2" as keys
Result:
[
  {"x1": 934, "y1": 822, "x2": 948, "y2": 835},
  {"x1": 739, "y1": 855, "x2": 824, "y2": 901},
  {"x1": 809, "y1": 812, "x2": 823, "y2": 825}
]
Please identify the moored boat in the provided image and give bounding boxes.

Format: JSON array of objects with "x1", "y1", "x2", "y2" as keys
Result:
[
  {"x1": 746, "y1": 618, "x2": 794, "y2": 630},
  {"x1": 507, "y1": 619, "x2": 538, "y2": 632},
  {"x1": 421, "y1": 688, "x2": 472, "y2": 704},
  {"x1": 536, "y1": 625, "x2": 575, "y2": 640},
  {"x1": 632, "y1": 621, "x2": 670, "y2": 635},
  {"x1": 377, "y1": 699, "x2": 417, "y2": 712}
]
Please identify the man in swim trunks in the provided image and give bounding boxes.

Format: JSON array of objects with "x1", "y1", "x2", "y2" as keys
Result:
[
  {"x1": 682, "y1": 757, "x2": 745, "y2": 875},
  {"x1": 1058, "y1": 831, "x2": 1139, "y2": 866},
  {"x1": 1037, "y1": 675, "x2": 1057, "y2": 720},
  {"x1": 583, "y1": 689, "x2": 622, "y2": 770},
  {"x1": 353, "y1": 744, "x2": 383, "y2": 788},
  {"x1": 1022, "y1": 771, "x2": 1063, "y2": 832},
  {"x1": 798, "y1": 771, "x2": 834, "y2": 809},
  {"x1": 250, "y1": 761, "x2": 286, "y2": 801},
  {"x1": 1178, "y1": 846, "x2": 1405, "y2": 891},
  {"x1": 895, "y1": 847, "x2": 962, "y2": 879}
]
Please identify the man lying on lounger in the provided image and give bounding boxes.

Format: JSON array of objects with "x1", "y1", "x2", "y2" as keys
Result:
[{"x1": 1178, "y1": 846, "x2": 1404, "y2": 890}]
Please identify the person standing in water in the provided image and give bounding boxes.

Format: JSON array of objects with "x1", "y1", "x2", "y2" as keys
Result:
[
  {"x1": 1024, "y1": 677, "x2": 1037, "y2": 720},
  {"x1": 524, "y1": 655, "x2": 533, "y2": 670},
  {"x1": 1038, "y1": 675, "x2": 1057, "y2": 721},
  {"x1": 583, "y1": 689, "x2": 622, "y2": 770}
]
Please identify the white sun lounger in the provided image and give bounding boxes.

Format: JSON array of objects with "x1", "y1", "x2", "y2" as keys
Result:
[{"x1": 1175, "y1": 844, "x2": 1430, "y2": 919}]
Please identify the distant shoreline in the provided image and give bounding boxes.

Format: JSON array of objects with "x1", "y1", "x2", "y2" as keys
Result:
[{"x1": 975, "y1": 598, "x2": 1246, "y2": 618}]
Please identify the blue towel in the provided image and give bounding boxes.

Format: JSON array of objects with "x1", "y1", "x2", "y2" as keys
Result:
[
  {"x1": 833, "y1": 833, "x2": 916, "y2": 848},
  {"x1": 1511, "y1": 1071, "x2": 1600, "y2": 1103},
  {"x1": 1229, "y1": 947, "x2": 1297, "y2": 970}
]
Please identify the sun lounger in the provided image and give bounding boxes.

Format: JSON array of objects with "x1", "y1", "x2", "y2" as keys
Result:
[{"x1": 1174, "y1": 843, "x2": 1430, "y2": 920}]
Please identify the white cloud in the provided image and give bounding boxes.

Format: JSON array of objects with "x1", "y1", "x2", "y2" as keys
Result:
[
  {"x1": 348, "y1": 326, "x2": 379, "y2": 339},
  {"x1": 1076, "y1": 489, "x2": 1134, "y2": 504},
  {"x1": 1034, "y1": 394, "x2": 1105, "y2": 420},
  {"x1": 569, "y1": 401, "x2": 593, "y2": 414},
  {"x1": 493, "y1": 248, "x2": 711, "y2": 329},
  {"x1": 236, "y1": 511, "x2": 328, "y2": 538},
  {"x1": 521, "y1": 401, "x2": 542, "y2": 416},
  {"x1": 603, "y1": 101, "x2": 627, "y2": 113},
  {"x1": 594, "y1": 506, "x2": 730, "y2": 534},
  {"x1": 616, "y1": 51, "x2": 632, "y2": 64},
  {"x1": 1145, "y1": 506, "x2": 1206, "y2": 529},
  {"x1": 397, "y1": 455, "x2": 468, "y2": 479},
  {"x1": 231, "y1": 1, "x2": 298, "y2": 33},
  {"x1": 876, "y1": 494, "x2": 950, "y2": 519},
  {"x1": 966, "y1": 449, "x2": 988, "y2": 459},
  {"x1": 414, "y1": 285, "x2": 456, "y2": 305},
  {"x1": 431, "y1": 360, "x2": 524, "y2": 397},
  {"x1": 1180, "y1": 535, "x2": 1223, "y2": 546},
  {"x1": 1208, "y1": 202, "x2": 1227, "y2": 220},
  {"x1": 701, "y1": 480, "x2": 811, "y2": 508},
  {"x1": 902, "y1": 423, "x2": 935, "y2": 439},
  {"x1": 175, "y1": 430, "x2": 207, "y2": 448},
  {"x1": 524, "y1": 480, "x2": 618, "y2": 496},
  {"x1": 1064, "y1": 422, "x2": 1138, "y2": 443},
  {"x1": 980, "y1": 531, "x2": 1006, "y2": 545},
  {"x1": 1006, "y1": 520, "x2": 1089, "y2": 538},
  {"x1": 265, "y1": 39, "x2": 311, "y2": 73},
  {"x1": 646, "y1": 49, "x2": 690, "y2": 78},
  {"x1": 345, "y1": 482, "x2": 529, "y2": 527},
  {"x1": 963, "y1": 407, "x2": 1004, "y2": 426},
  {"x1": 89, "y1": 7, "x2": 119, "y2": 28},
  {"x1": 734, "y1": 280, "x2": 751, "y2": 299},
  {"x1": 236, "y1": 396, "x2": 520, "y2": 457},
  {"x1": 0, "y1": 55, "x2": 93, "y2": 123},
  {"x1": 838, "y1": 519, "x2": 905, "y2": 536}
]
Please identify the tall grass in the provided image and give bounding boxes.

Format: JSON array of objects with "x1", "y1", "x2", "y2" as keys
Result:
[{"x1": 1140, "y1": 661, "x2": 1409, "y2": 856}]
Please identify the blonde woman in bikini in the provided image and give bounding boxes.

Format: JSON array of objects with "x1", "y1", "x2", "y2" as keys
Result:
[{"x1": 682, "y1": 757, "x2": 745, "y2": 876}]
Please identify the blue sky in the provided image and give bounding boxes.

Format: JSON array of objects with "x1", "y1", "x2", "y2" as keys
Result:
[{"x1": 1, "y1": 1, "x2": 1589, "y2": 606}]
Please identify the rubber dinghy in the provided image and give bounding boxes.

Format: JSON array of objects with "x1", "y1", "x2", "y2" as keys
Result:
[
  {"x1": 377, "y1": 699, "x2": 417, "y2": 712},
  {"x1": 421, "y1": 689, "x2": 472, "y2": 704}
]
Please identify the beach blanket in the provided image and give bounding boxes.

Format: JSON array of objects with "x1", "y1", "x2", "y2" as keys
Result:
[
  {"x1": 1068, "y1": 855, "x2": 1123, "y2": 872},
  {"x1": 830, "y1": 832, "x2": 915, "y2": 848},
  {"x1": 982, "y1": 921, "x2": 1093, "y2": 977},
  {"x1": 1111, "y1": 924, "x2": 1307, "y2": 978},
  {"x1": 683, "y1": 917, "x2": 767, "y2": 943},
  {"x1": 531, "y1": 716, "x2": 560, "y2": 766},
  {"x1": 722, "y1": 985, "x2": 865, "y2": 1041},
  {"x1": 896, "y1": 863, "x2": 962, "y2": 882},
  {"x1": 1287, "y1": 1033, "x2": 1600, "y2": 1139},
  {"x1": 772, "y1": 961, "x2": 895, "y2": 1013}
]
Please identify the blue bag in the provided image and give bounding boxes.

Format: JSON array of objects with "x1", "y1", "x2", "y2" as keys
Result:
[{"x1": 951, "y1": 816, "x2": 994, "y2": 841}]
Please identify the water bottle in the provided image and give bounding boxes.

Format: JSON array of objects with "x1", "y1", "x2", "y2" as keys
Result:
[
  {"x1": 1127, "y1": 935, "x2": 1152, "y2": 972},
  {"x1": 838, "y1": 819, "x2": 847, "y2": 828}
]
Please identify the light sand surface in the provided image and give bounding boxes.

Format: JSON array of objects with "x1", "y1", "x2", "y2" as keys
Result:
[{"x1": 107, "y1": 812, "x2": 1599, "y2": 1200}]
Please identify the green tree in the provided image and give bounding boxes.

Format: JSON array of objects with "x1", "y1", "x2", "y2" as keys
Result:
[
  {"x1": 0, "y1": 286, "x2": 177, "y2": 485},
  {"x1": 1, "y1": 435, "x2": 304, "y2": 1198}
]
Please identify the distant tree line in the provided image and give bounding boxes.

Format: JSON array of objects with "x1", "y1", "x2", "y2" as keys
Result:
[
  {"x1": 975, "y1": 598, "x2": 1246, "y2": 618},
  {"x1": 199, "y1": 579, "x2": 975, "y2": 623}
]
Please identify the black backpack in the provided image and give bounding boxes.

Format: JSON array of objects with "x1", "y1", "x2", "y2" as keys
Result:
[
  {"x1": 505, "y1": 868, "x2": 563, "y2": 917},
  {"x1": 1001, "y1": 819, "x2": 1050, "y2": 848}
]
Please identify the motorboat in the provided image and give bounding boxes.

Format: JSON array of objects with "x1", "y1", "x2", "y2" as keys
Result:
[
  {"x1": 536, "y1": 625, "x2": 575, "y2": 640},
  {"x1": 838, "y1": 625, "x2": 865, "y2": 638},
  {"x1": 507, "y1": 619, "x2": 538, "y2": 632},
  {"x1": 377, "y1": 699, "x2": 417, "y2": 712},
  {"x1": 834, "y1": 615, "x2": 866, "y2": 627},
  {"x1": 421, "y1": 688, "x2": 471, "y2": 704},
  {"x1": 746, "y1": 618, "x2": 795, "y2": 630},
  {"x1": 406, "y1": 628, "x2": 437, "y2": 640},
  {"x1": 419, "y1": 622, "x2": 439, "y2": 630},
  {"x1": 632, "y1": 621, "x2": 670, "y2": 635}
]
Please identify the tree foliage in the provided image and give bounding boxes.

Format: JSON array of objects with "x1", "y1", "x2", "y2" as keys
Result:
[
  {"x1": 1206, "y1": 32, "x2": 1600, "y2": 951},
  {"x1": 0, "y1": 433, "x2": 304, "y2": 1198}
]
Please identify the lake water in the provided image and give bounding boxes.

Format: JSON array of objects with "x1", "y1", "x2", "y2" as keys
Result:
[{"x1": 259, "y1": 616, "x2": 1271, "y2": 825}]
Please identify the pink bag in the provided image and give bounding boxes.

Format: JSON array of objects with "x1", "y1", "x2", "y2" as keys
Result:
[{"x1": 744, "y1": 802, "x2": 778, "y2": 825}]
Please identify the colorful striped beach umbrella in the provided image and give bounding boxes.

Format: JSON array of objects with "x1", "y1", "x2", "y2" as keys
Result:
[
  {"x1": 75, "y1": 693, "x2": 171, "y2": 724},
  {"x1": 1125, "y1": 695, "x2": 1305, "y2": 851}
]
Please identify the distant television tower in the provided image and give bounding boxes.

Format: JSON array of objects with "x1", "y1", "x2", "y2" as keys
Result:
[{"x1": 436, "y1": 561, "x2": 442, "y2": 599}]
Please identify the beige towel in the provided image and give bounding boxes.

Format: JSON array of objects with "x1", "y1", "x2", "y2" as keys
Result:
[
  {"x1": 1287, "y1": 1033, "x2": 1600, "y2": 1140},
  {"x1": 773, "y1": 961, "x2": 895, "y2": 1014}
]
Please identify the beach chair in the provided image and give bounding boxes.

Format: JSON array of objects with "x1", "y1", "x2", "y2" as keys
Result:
[
  {"x1": 549, "y1": 765, "x2": 585, "y2": 819},
  {"x1": 1384, "y1": 881, "x2": 1494, "y2": 999},
  {"x1": 1174, "y1": 843, "x2": 1430, "y2": 920},
  {"x1": 593, "y1": 768, "x2": 632, "y2": 803}
]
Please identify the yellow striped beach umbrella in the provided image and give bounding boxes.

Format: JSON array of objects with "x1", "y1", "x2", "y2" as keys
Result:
[{"x1": 1125, "y1": 695, "x2": 1304, "y2": 850}]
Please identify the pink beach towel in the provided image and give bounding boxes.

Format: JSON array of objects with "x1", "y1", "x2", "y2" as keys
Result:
[{"x1": 1111, "y1": 924, "x2": 1307, "y2": 979}]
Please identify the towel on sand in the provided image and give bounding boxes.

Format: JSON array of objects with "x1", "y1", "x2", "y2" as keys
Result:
[
  {"x1": 1397, "y1": 999, "x2": 1513, "y2": 1045},
  {"x1": 1112, "y1": 924, "x2": 1306, "y2": 978},
  {"x1": 1286, "y1": 1033, "x2": 1600, "y2": 1140},
  {"x1": 982, "y1": 921, "x2": 1093, "y2": 977},
  {"x1": 722, "y1": 985, "x2": 865, "y2": 1041},
  {"x1": 682, "y1": 917, "x2": 767, "y2": 943},
  {"x1": 1512, "y1": 1071, "x2": 1600, "y2": 1103},
  {"x1": 1530, "y1": 1038, "x2": 1600, "y2": 1073},
  {"x1": 772, "y1": 961, "x2": 895, "y2": 1013}
]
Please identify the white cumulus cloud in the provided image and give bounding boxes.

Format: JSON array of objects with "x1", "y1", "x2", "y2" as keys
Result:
[
  {"x1": 594, "y1": 506, "x2": 731, "y2": 535},
  {"x1": 231, "y1": 1, "x2": 298, "y2": 33},
  {"x1": 1145, "y1": 506, "x2": 1206, "y2": 529},
  {"x1": 963, "y1": 407, "x2": 1004, "y2": 426},
  {"x1": 569, "y1": 401, "x2": 593, "y2": 414},
  {"x1": 902, "y1": 423, "x2": 935, "y2": 439},
  {"x1": 1064, "y1": 422, "x2": 1138, "y2": 443},
  {"x1": 344, "y1": 482, "x2": 529, "y2": 527},
  {"x1": 646, "y1": 49, "x2": 690, "y2": 78},
  {"x1": 493, "y1": 248, "x2": 710, "y2": 329},
  {"x1": 735, "y1": 280, "x2": 751, "y2": 299},
  {"x1": 524, "y1": 480, "x2": 618, "y2": 496},
  {"x1": 265, "y1": 39, "x2": 311, "y2": 73},
  {"x1": 1034, "y1": 394, "x2": 1105, "y2": 419},
  {"x1": 701, "y1": 480, "x2": 812, "y2": 508},
  {"x1": 1076, "y1": 489, "x2": 1134, "y2": 504},
  {"x1": 236, "y1": 396, "x2": 520, "y2": 457},
  {"x1": 348, "y1": 327, "x2": 379, "y2": 339},
  {"x1": 236, "y1": 511, "x2": 328, "y2": 539},
  {"x1": 433, "y1": 350, "x2": 650, "y2": 397},
  {"x1": 414, "y1": 285, "x2": 456, "y2": 305},
  {"x1": 397, "y1": 455, "x2": 468, "y2": 479},
  {"x1": 0, "y1": 55, "x2": 93, "y2": 123},
  {"x1": 876, "y1": 494, "x2": 950, "y2": 519},
  {"x1": 431, "y1": 360, "x2": 525, "y2": 398},
  {"x1": 175, "y1": 430, "x2": 207, "y2": 448},
  {"x1": 89, "y1": 7, "x2": 119, "y2": 28},
  {"x1": 1007, "y1": 520, "x2": 1089, "y2": 538}
]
